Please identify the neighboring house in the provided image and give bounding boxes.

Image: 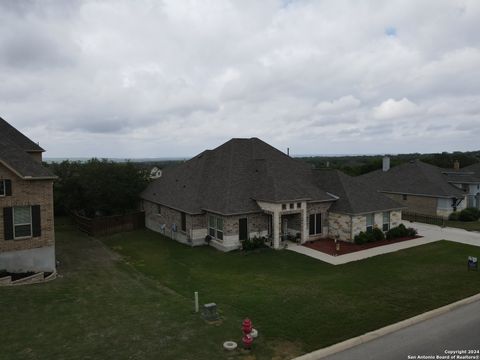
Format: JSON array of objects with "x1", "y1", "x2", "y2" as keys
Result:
[
  {"x1": 149, "y1": 166, "x2": 162, "y2": 179},
  {"x1": 141, "y1": 138, "x2": 404, "y2": 251},
  {"x1": 361, "y1": 157, "x2": 469, "y2": 218},
  {"x1": 0, "y1": 117, "x2": 57, "y2": 273},
  {"x1": 457, "y1": 162, "x2": 480, "y2": 209}
]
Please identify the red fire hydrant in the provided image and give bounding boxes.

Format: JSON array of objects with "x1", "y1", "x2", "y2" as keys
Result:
[
  {"x1": 242, "y1": 318, "x2": 253, "y2": 335},
  {"x1": 242, "y1": 318, "x2": 254, "y2": 349},
  {"x1": 242, "y1": 334, "x2": 253, "y2": 349}
]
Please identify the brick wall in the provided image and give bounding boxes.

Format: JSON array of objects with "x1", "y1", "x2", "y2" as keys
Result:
[
  {"x1": 0, "y1": 164, "x2": 55, "y2": 253},
  {"x1": 223, "y1": 212, "x2": 269, "y2": 237},
  {"x1": 384, "y1": 193, "x2": 437, "y2": 216}
]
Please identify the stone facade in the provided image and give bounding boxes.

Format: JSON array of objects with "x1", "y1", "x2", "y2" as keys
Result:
[
  {"x1": 0, "y1": 164, "x2": 55, "y2": 272},
  {"x1": 327, "y1": 212, "x2": 352, "y2": 240},
  {"x1": 144, "y1": 200, "x2": 206, "y2": 246},
  {"x1": 327, "y1": 209, "x2": 403, "y2": 243}
]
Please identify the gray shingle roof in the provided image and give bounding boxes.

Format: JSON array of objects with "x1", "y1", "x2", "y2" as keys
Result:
[
  {"x1": 0, "y1": 117, "x2": 44, "y2": 152},
  {"x1": 142, "y1": 138, "x2": 403, "y2": 215},
  {"x1": 313, "y1": 169, "x2": 404, "y2": 214},
  {"x1": 142, "y1": 138, "x2": 339, "y2": 214},
  {"x1": 461, "y1": 162, "x2": 480, "y2": 177},
  {"x1": 360, "y1": 160, "x2": 465, "y2": 198},
  {"x1": 0, "y1": 118, "x2": 55, "y2": 179}
]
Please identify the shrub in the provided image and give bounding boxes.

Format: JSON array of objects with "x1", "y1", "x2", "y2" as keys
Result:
[
  {"x1": 242, "y1": 236, "x2": 266, "y2": 251},
  {"x1": 354, "y1": 231, "x2": 369, "y2": 245},
  {"x1": 354, "y1": 230, "x2": 379, "y2": 244},
  {"x1": 449, "y1": 212, "x2": 459, "y2": 221},
  {"x1": 458, "y1": 208, "x2": 480, "y2": 222},
  {"x1": 406, "y1": 227, "x2": 418, "y2": 237},
  {"x1": 386, "y1": 224, "x2": 407, "y2": 239},
  {"x1": 371, "y1": 227, "x2": 385, "y2": 241}
]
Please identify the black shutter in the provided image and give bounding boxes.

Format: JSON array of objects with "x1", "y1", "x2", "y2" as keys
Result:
[
  {"x1": 315, "y1": 213, "x2": 322, "y2": 234},
  {"x1": 3, "y1": 207, "x2": 13, "y2": 240},
  {"x1": 32, "y1": 205, "x2": 41, "y2": 237},
  {"x1": 5, "y1": 179, "x2": 12, "y2": 196},
  {"x1": 309, "y1": 214, "x2": 315, "y2": 235}
]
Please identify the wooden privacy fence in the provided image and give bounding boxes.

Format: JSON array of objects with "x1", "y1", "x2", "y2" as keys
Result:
[
  {"x1": 402, "y1": 211, "x2": 445, "y2": 227},
  {"x1": 72, "y1": 211, "x2": 145, "y2": 237}
]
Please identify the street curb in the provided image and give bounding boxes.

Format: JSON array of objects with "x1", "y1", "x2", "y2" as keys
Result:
[{"x1": 292, "y1": 292, "x2": 480, "y2": 360}]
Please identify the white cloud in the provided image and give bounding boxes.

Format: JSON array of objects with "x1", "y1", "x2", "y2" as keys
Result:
[
  {"x1": 0, "y1": 0, "x2": 480, "y2": 157},
  {"x1": 372, "y1": 98, "x2": 421, "y2": 120}
]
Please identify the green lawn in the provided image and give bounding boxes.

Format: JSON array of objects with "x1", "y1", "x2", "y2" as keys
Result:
[
  {"x1": 2, "y1": 220, "x2": 480, "y2": 360},
  {"x1": 446, "y1": 220, "x2": 480, "y2": 232}
]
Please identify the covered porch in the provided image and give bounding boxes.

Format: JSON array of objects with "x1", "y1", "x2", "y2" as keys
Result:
[{"x1": 256, "y1": 200, "x2": 310, "y2": 249}]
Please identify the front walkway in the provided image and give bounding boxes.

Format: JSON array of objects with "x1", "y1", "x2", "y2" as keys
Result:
[{"x1": 287, "y1": 222, "x2": 480, "y2": 265}]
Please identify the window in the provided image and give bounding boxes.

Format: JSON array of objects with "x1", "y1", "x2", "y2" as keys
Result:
[
  {"x1": 297, "y1": 202, "x2": 301, "y2": 209},
  {"x1": 382, "y1": 212, "x2": 390, "y2": 232},
  {"x1": 13, "y1": 206, "x2": 32, "y2": 239},
  {"x1": 208, "y1": 214, "x2": 224, "y2": 240},
  {"x1": 289, "y1": 203, "x2": 294, "y2": 209},
  {"x1": 0, "y1": 179, "x2": 11, "y2": 197},
  {"x1": 181, "y1": 212, "x2": 186, "y2": 232},
  {"x1": 366, "y1": 214, "x2": 374, "y2": 232},
  {"x1": 402, "y1": 194, "x2": 407, "y2": 201},
  {"x1": 157, "y1": 204, "x2": 161, "y2": 214},
  {"x1": 282, "y1": 204, "x2": 286, "y2": 210},
  {"x1": 309, "y1": 213, "x2": 322, "y2": 235}
]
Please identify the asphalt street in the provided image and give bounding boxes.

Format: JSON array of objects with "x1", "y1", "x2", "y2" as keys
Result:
[{"x1": 324, "y1": 299, "x2": 480, "y2": 360}]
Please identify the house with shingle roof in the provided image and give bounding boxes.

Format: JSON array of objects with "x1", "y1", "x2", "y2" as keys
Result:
[
  {"x1": 141, "y1": 138, "x2": 404, "y2": 251},
  {"x1": 0, "y1": 117, "x2": 57, "y2": 273},
  {"x1": 360, "y1": 158, "x2": 475, "y2": 218}
]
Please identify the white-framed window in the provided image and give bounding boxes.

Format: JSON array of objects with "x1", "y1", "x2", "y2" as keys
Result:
[
  {"x1": 309, "y1": 213, "x2": 322, "y2": 235},
  {"x1": 382, "y1": 212, "x2": 390, "y2": 232},
  {"x1": 13, "y1": 206, "x2": 32, "y2": 239},
  {"x1": 0, "y1": 180, "x2": 5, "y2": 197},
  {"x1": 208, "y1": 215, "x2": 224, "y2": 240},
  {"x1": 366, "y1": 213, "x2": 374, "y2": 232}
]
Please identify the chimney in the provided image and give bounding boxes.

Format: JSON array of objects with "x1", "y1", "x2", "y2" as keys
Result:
[
  {"x1": 382, "y1": 156, "x2": 390, "y2": 172},
  {"x1": 453, "y1": 160, "x2": 460, "y2": 170}
]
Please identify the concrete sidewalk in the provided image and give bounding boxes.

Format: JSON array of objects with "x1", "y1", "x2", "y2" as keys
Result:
[{"x1": 286, "y1": 221, "x2": 480, "y2": 265}]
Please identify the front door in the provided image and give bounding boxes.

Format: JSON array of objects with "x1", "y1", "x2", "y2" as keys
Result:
[{"x1": 239, "y1": 218, "x2": 248, "y2": 241}]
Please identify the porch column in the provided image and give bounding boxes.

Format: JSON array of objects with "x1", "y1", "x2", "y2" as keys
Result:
[
  {"x1": 301, "y1": 208, "x2": 308, "y2": 244},
  {"x1": 273, "y1": 211, "x2": 280, "y2": 249}
]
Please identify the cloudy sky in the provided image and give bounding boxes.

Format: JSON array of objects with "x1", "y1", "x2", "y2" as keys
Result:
[{"x1": 1, "y1": 0, "x2": 480, "y2": 158}]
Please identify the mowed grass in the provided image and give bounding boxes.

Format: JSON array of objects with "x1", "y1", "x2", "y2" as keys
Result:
[
  {"x1": 104, "y1": 228, "x2": 480, "y2": 352},
  {"x1": 445, "y1": 220, "x2": 480, "y2": 232},
  {"x1": 1, "y1": 220, "x2": 480, "y2": 360}
]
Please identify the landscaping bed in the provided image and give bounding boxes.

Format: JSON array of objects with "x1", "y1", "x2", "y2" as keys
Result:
[{"x1": 303, "y1": 236, "x2": 422, "y2": 256}]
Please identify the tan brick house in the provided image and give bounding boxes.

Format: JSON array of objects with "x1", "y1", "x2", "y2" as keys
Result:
[
  {"x1": 141, "y1": 138, "x2": 404, "y2": 251},
  {"x1": 361, "y1": 158, "x2": 472, "y2": 218},
  {"x1": 0, "y1": 117, "x2": 56, "y2": 273}
]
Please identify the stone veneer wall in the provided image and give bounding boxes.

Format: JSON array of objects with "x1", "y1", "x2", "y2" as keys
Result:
[
  {"x1": 0, "y1": 165, "x2": 55, "y2": 253},
  {"x1": 143, "y1": 200, "x2": 206, "y2": 246},
  {"x1": 328, "y1": 212, "x2": 352, "y2": 241},
  {"x1": 328, "y1": 210, "x2": 403, "y2": 243}
]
